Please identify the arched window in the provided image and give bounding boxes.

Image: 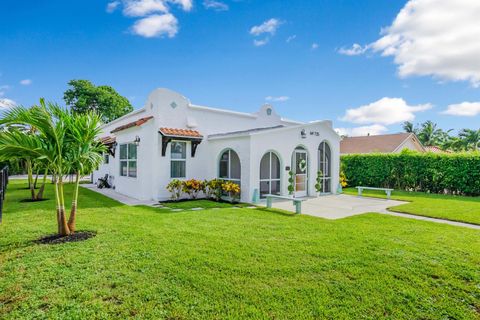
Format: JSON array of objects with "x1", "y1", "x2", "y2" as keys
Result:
[
  {"x1": 259, "y1": 152, "x2": 280, "y2": 198},
  {"x1": 318, "y1": 141, "x2": 331, "y2": 193},
  {"x1": 219, "y1": 149, "x2": 241, "y2": 184}
]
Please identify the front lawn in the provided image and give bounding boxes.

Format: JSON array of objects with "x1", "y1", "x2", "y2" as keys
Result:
[
  {"x1": 343, "y1": 188, "x2": 480, "y2": 225},
  {"x1": 1, "y1": 180, "x2": 479, "y2": 319}
]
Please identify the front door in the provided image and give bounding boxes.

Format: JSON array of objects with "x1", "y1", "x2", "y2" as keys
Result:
[{"x1": 294, "y1": 150, "x2": 308, "y2": 197}]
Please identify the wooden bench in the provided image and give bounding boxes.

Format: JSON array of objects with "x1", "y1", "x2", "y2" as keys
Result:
[
  {"x1": 266, "y1": 195, "x2": 305, "y2": 214},
  {"x1": 356, "y1": 186, "x2": 394, "y2": 200}
]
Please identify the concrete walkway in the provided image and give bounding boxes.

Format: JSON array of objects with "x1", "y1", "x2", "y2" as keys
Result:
[
  {"x1": 265, "y1": 194, "x2": 407, "y2": 219},
  {"x1": 264, "y1": 194, "x2": 480, "y2": 230},
  {"x1": 81, "y1": 184, "x2": 158, "y2": 206}
]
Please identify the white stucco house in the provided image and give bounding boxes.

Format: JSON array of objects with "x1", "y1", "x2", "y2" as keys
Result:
[{"x1": 93, "y1": 88, "x2": 341, "y2": 203}]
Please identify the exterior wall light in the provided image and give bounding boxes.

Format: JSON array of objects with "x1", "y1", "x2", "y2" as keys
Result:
[
  {"x1": 134, "y1": 136, "x2": 141, "y2": 146},
  {"x1": 301, "y1": 129, "x2": 307, "y2": 139}
]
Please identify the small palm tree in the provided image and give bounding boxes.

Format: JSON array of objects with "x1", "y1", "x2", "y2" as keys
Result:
[
  {"x1": 65, "y1": 111, "x2": 105, "y2": 233},
  {"x1": 0, "y1": 99, "x2": 105, "y2": 236}
]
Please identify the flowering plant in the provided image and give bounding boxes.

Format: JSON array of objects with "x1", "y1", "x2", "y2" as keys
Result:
[
  {"x1": 182, "y1": 179, "x2": 205, "y2": 199},
  {"x1": 205, "y1": 178, "x2": 224, "y2": 201},
  {"x1": 222, "y1": 181, "x2": 240, "y2": 203},
  {"x1": 166, "y1": 179, "x2": 183, "y2": 201}
]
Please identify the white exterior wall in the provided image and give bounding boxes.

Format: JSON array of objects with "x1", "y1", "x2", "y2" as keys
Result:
[{"x1": 93, "y1": 88, "x2": 341, "y2": 203}]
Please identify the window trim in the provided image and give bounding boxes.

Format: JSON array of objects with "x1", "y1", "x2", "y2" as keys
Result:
[
  {"x1": 318, "y1": 141, "x2": 332, "y2": 193},
  {"x1": 119, "y1": 143, "x2": 137, "y2": 178},
  {"x1": 170, "y1": 140, "x2": 187, "y2": 179},
  {"x1": 218, "y1": 149, "x2": 241, "y2": 184}
]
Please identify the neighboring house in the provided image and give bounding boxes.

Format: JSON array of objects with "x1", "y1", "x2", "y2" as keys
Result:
[
  {"x1": 424, "y1": 146, "x2": 451, "y2": 153},
  {"x1": 340, "y1": 133, "x2": 425, "y2": 155},
  {"x1": 93, "y1": 88, "x2": 341, "y2": 203}
]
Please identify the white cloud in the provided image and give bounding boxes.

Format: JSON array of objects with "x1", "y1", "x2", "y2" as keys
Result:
[
  {"x1": 338, "y1": 43, "x2": 368, "y2": 56},
  {"x1": 131, "y1": 13, "x2": 178, "y2": 38},
  {"x1": 250, "y1": 18, "x2": 282, "y2": 36},
  {"x1": 203, "y1": 0, "x2": 228, "y2": 11},
  {"x1": 265, "y1": 96, "x2": 289, "y2": 102},
  {"x1": 441, "y1": 102, "x2": 480, "y2": 117},
  {"x1": 106, "y1": 1, "x2": 121, "y2": 13},
  {"x1": 286, "y1": 35, "x2": 296, "y2": 43},
  {"x1": 170, "y1": 0, "x2": 192, "y2": 11},
  {"x1": 369, "y1": 0, "x2": 480, "y2": 86},
  {"x1": 335, "y1": 124, "x2": 388, "y2": 137},
  {"x1": 0, "y1": 98, "x2": 16, "y2": 110},
  {"x1": 19, "y1": 79, "x2": 32, "y2": 85},
  {"x1": 253, "y1": 38, "x2": 269, "y2": 47},
  {"x1": 341, "y1": 97, "x2": 432, "y2": 125},
  {"x1": 311, "y1": 43, "x2": 319, "y2": 50},
  {"x1": 123, "y1": 0, "x2": 169, "y2": 16},
  {"x1": 0, "y1": 85, "x2": 10, "y2": 97}
]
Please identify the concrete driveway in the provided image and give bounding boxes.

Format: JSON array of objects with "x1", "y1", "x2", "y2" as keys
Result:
[{"x1": 265, "y1": 194, "x2": 407, "y2": 219}]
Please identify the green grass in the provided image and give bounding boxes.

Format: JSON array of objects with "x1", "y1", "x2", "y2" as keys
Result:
[
  {"x1": 160, "y1": 199, "x2": 250, "y2": 210},
  {"x1": 343, "y1": 188, "x2": 480, "y2": 225},
  {"x1": 1, "y1": 180, "x2": 479, "y2": 319}
]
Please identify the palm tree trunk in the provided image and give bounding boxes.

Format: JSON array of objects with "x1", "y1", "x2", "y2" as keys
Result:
[
  {"x1": 26, "y1": 159, "x2": 35, "y2": 200},
  {"x1": 36, "y1": 168, "x2": 48, "y2": 200},
  {"x1": 34, "y1": 168, "x2": 40, "y2": 189},
  {"x1": 67, "y1": 172, "x2": 80, "y2": 233},
  {"x1": 55, "y1": 176, "x2": 70, "y2": 236}
]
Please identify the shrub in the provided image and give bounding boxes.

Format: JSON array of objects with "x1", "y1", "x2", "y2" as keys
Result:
[
  {"x1": 182, "y1": 179, "x2": 205, "y2": 199},
  {"x1": 339, "y1": 170, "x2": 348, "y2": 188},
  {"x1": 287, "y1": 171, "x2": 294, "y2": 195},
  {"x1": 166, "y1": 179, "x2": 183, "y2": 201},
  {"x1": 222, "y1": 181, "x2": 241, "y2": 203},
  {"x1": 315, "y1": 171, "x2": 323, "y2": 193},
  {"x1": 341, "y1": 150, "x2": 480, "y2": 195},
  {"x1": 205, "y1": 178, "x2": 224, "y2": 201}
]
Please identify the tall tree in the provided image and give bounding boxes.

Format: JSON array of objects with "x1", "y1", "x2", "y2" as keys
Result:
[
  {"x1": 417, "y1": 121, "x2": 445, "y2": 146},
  {"x1": 402, "y1": 121, "x2": 417, "y2": 134},
  {"x1": 64, "y1": 79, "x2": 133, "y2": 123},
  {"x1": 459, "y1": 128, "x2": 480, "y2": 151}
]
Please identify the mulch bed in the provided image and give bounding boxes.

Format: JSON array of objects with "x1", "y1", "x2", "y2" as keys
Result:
[
  {"x1": 159, "y1": 198, "x2": 239, "y2": 205},
  {"x1": 35, "y1": 231, "x2": 96, "y2": 245}
]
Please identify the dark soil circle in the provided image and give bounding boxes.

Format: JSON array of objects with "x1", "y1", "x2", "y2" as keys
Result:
[
  {"x1": 35, "y1": 231, "x2": 97, "y2": 245},
  {"x1": 19, "y1": 198, "x2": 50, "y2": 203}
]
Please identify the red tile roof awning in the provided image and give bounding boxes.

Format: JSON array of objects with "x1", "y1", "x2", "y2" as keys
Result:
[
  {"x1": 100, "y1": 136, "x2": 116, "y2": 145},
  {"x1": 159, "y1": 128, "x2": 203, "y2": 157},
  {"x1": 110, "y1": 116, "x2": 154, "y2": 134},
  {"x1": 159, "y1": 127, "x2": 203, "y2": 138}
]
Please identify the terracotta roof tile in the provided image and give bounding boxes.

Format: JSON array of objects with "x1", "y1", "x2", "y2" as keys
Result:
[
  {"x1": 425, "y1": 146, "x2": 451, "y2": 153},
  {"x1": 340, "y1": 133, "x2": 418, "y2": 154},
  {"x1": 110, "y1": 116, "x2": 154, "y2": 134},
  {"x1": 100, "y1": 136, "x2": 116, "y2": 145},
  {"x1": 159, "y1": 127, "x2": 203, "y2": 138}
]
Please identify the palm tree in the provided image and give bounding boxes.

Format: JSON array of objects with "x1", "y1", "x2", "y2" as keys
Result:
[
  {"x1": 417, "y1": 121, "x2": 445, "y2": 146},
  {"x1": 65, "y1": 111, "x2": 104, "y2": 233},
  {"x1": 458, "y1": 129, "x2": 480, "y2": 151},
  {"x1": 402, "y1": 121, "x2": 417, "y2": 134},
  {"x1": 0, "y1": 99, "x2": 105, "y2": 235},
  {"x1": 0, "y1": 128, "x2": 46, "y2": 201}
]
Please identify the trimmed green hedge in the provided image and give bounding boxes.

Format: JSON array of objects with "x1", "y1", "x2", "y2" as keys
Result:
[{"x1": 341, "y1": 151, "x2": 480, "y2": 196}]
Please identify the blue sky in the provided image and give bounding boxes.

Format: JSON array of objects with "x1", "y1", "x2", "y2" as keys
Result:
[{"x1": 1, "y1": 0, "x2": 479, "y2": 135}]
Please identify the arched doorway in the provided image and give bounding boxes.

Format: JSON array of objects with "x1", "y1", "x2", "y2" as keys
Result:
[
  {"x1": 259, "y1": 152, "x2": 281, "y2": 198},
  {"x1": 219, "y1": 149, "x2": 241, "y2": 185},
  {"x1": 292, "y1": 146, "x2": 308, "y2": 197},
  {"x1": 318, "y1": 141, "x2": 331, "y2": 193}
]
